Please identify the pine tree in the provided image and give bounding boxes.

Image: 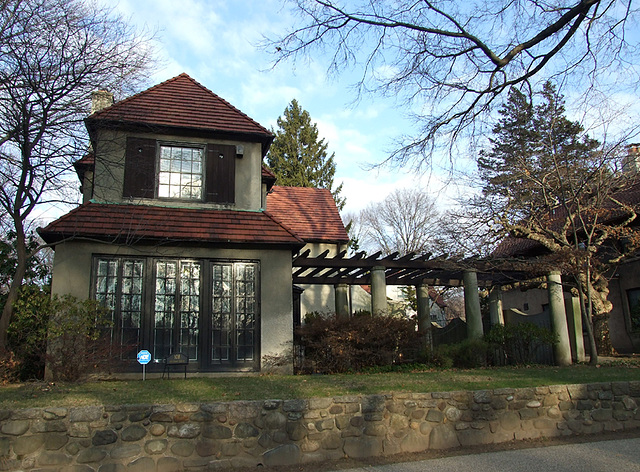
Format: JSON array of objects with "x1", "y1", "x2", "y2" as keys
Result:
[
  {"x1": 267, "y1": 100, "x2": 345, "y2": 210},
  {"x1": 477, "y1": 82, "x2": 601, "y2": 220}
]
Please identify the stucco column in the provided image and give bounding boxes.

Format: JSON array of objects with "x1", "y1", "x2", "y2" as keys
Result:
[
  {"x1": 335, "y1": 283, "x2": 350, "y2": 321},
  {"x1": 547, "y1": 271, "x2": 572, "y2": 366},
  {"x1": 416, "y1": 284, "x2": 433, "y2": 350},
  {"x1": 565, "y1": 295, "x2": 586, "y2": 363},
  {"x1": 488, "y1": 286, "x2": 504, "y2": 326},
  {"x1": 463, "y1": 269, "x2": 483, "y2": 339},
  {"x1": 370, "y1": 266, "x2": 388, "y2": 316}
]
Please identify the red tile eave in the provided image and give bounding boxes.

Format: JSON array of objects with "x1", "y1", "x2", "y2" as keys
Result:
[
  {"x1": 85, "y1": 117, "x2": 273, "y2": 142},
  {"x1": 38, "y1": 204, "x2": 305, "y2": 247}
]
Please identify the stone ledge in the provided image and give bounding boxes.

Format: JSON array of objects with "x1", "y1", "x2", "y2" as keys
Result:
[{"x1": 0, "y1": 382, "x2": 637, "y2": 471}]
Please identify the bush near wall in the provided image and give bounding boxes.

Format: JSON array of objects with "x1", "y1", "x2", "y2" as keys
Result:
[
  {"x1": 484, "y1": 322, "x2": 558, "y2": 366},
  {"x1": 297, "y1": 313, "x2": 422, "y2": 373}
]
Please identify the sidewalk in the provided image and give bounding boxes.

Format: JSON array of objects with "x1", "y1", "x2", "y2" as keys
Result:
[{"x1": 326, "y1": 436, "x2": 640, "y2": 472}]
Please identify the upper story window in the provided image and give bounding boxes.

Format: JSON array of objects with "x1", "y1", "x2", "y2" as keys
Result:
[
  {"x1": 158, "y1": 145, "x2": 203, "y2": 200},
  {"x1": 123, "y1": 137, "x2": 236, "y2": 204}
]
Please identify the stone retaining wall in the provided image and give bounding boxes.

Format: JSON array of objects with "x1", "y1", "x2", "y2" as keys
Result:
[{"x1": 1, "y1": 381, "x2": 639, "y2": 471}]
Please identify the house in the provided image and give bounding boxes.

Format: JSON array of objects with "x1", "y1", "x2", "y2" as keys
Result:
[
  {"x1": 352, "y1": 285, "x2": 448, "y2": 326},
  {"x1": 38, "y1": 73, "x2": 347, "y2": 375},
  {"x1": 265, "y1": 185, "x2": 349, "y2": 318},
  {"x1": 493, "y1": 149, "x2": 640, "y2": 355}
]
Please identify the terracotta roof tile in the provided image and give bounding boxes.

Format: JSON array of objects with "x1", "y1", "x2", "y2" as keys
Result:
[
  {"x1": 38, "y1": 203, "x2": 304, "y2": 246},
  {"x1": 87, "y1": 73, "x2": 273, "y2": 139},
  {"x1": 266, "y1": 186, "x2": 349, "y2": 243}
]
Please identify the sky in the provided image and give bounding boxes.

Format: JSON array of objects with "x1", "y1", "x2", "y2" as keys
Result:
[{"x1": 101, "y1": 0, "x2": 461, "y2": 218}]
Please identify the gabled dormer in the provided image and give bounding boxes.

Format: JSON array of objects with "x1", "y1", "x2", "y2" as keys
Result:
[{"x1": 82, "y1": 73, "x2": 273, "y2": 211}]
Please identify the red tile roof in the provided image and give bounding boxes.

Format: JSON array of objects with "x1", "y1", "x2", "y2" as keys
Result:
[
  {"x1": 493, "y1": 178, "x2": 640, "y2": 258},
  {"x1": 266, "y1": 186, "x2": 349, "y2": 243},
  {"x1": 86, "y1": 73, "x2": 273, "y2": 141},
  {"x1": 38, "y1": 203, "x2": 304, "y2": 246}
]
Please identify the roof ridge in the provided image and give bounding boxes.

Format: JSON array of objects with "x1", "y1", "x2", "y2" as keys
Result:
[
  {"x1": 273, "y1": 185, "x2": 332, "y2": 193},
  {"x1": 179, "y1": 74, "x2": 271, "y2": 135},
  {"x1": 88, "y1": 74, "x2": 186, "y2": 119}
]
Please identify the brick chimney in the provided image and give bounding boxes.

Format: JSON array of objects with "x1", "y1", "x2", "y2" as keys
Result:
[
  {"x1": 90, "y1": 90, "x2": 114, "y2": 114},
  {"x1": 622, "y1": 143, "x2": 640, "y2": 175}
]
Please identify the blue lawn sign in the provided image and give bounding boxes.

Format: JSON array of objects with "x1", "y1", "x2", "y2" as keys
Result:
[{"x1": 137, "y1": 350, "x2": 152, "y2": 380}]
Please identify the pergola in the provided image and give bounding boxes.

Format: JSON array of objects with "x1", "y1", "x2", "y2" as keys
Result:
[{"x1": 292, "y1": 249, "x2": 575, "y2": 365}]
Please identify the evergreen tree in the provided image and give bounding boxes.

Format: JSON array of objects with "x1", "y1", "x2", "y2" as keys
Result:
[
  {"x1": 477, "y1": 82, "x2": 601, "y2": 221},
  {"x1": 267, "y1": 99, "x2": 345, "y2": 210}
]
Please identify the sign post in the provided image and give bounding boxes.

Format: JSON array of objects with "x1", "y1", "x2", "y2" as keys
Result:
[{"x1": 137, "y1": 350, "x2": 151, "y2": 380}]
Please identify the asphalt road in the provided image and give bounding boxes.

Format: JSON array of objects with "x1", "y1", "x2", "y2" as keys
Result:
[{"x1": 329, "y1": 437, "x2": 640, "y2": 472}]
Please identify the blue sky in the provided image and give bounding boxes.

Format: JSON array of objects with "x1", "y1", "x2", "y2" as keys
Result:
[{"x1": 105, "y1": 0, "x2": 458, "y2": 216}]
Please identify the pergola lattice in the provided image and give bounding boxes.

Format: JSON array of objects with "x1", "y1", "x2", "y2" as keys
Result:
[{"x1": 292, "y1": 249, "x2": 542, "y2": 288}]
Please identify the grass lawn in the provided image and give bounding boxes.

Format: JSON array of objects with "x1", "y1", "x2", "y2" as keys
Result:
[{"x1": 1, "y1": 361, "x2": 639, "y2": 409}]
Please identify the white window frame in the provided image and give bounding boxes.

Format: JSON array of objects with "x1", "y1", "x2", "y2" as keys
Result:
[{"x1": 157, "y1": 143, "x2": 205, "y2": 200}]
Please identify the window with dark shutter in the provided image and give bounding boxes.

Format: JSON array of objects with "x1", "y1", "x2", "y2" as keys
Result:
[
  {"x1": 123, "y1": 137, "x2": 156, "y2": 199},
  {"x1": 206, "y1": 144, "x2": 236, "y2": 204}
]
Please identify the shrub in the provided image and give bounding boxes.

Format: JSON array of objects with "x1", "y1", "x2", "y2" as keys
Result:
[
  {"x1": 0, "y1": 350, "x2": 20, "y2": 384},
  {"x1": 46, "y1": 295, "x2": 116, "y2": 382},
  {"x1": 484, "y1": 322, "x2": 558, "y2": 365},
  {"x1": 434, "y1": 338, "x2": 489, "y2": 368},
  {"x1": 6, "y1": 285, "x2": 52, "y2": 380},
  {"x1": 296, "y1": 313, "x2": 421, "y2": 374}
]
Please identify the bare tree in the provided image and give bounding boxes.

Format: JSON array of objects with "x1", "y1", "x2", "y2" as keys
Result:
[
  {"x1": 359, "y1": 188, "x2": 441, "y2": 255},
  {"x1": 268, "y1": 0, "x2": 638, "y2": 167},
  {"x1": 0, "y1": 0, "x2": 155, "y2": 350}
]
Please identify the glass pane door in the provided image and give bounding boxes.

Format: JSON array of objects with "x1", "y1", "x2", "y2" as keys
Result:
[
  {"x1": 154, "y1": 260, "x2": 201, "y2": 361},
  {"x1": 211, "y1": 262, "x2": 259, "y2": 368}
]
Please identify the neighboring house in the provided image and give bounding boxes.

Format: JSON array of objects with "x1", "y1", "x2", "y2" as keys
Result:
[
  {"x1": 353, "y1": 285, "x2": 448, "y2": 326},
  {"x1": 38, "y1": 73, "x2": 347, "y2": 375},
  {"x1": 493, "y1": 149, "x2": 640, "y2": 354}
]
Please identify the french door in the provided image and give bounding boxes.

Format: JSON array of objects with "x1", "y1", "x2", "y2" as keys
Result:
[
  {"x1": 95, "y1": 257, "x2": 259, "y2": 371},
  {"x1": 211, "y1": 262, "x2": 259, "y2": 369},
  {"x1": 153, "y1": 260, "x2": 201, "y2": 362}
]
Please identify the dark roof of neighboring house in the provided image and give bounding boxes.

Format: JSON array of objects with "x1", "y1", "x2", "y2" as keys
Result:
[
  {"x1": 38, "y1": 203, "x2": 304, "y2": 247},
  {"x1": 85, "y1": 73, "x2": 273, "y2": 154},
  {"x1": 266, "y1": 186, "x2": 349, "y2": 244},
  {"x1": 493, "y1": 178, "x2": 640, "y2": 258}
]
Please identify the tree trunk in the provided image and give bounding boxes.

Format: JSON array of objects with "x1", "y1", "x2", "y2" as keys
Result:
[
  {"x1": 0, "y1": 222, "x2": 28, "y2": 351},
  {"x1": 576, "y1": 280, "x2": 598, "y2": 365}
]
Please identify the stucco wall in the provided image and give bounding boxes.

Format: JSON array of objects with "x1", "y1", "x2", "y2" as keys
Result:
[
  {"x1": 501, "y1": 287, "x2": 548, "y2": 316},
  {"x1": 298, "y1": 242, "x2": 344, "y2": 317},
  {"x1": 501, "y1": 274, "x2": 639, "y2": 354},
  {"x1": 0, "y1": 382, "x2": 638, "y2": 470},
  {"x1": 90, "y1": 129, "x2": 263, "y2": 211},
  {"x1": 49, "y1": 240, "x2": 294, "y2": 373}
]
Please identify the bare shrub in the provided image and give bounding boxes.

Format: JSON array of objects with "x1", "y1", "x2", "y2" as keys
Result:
[{"x1": 296, "y1": 313, "x2": 421, "y2": 374}]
